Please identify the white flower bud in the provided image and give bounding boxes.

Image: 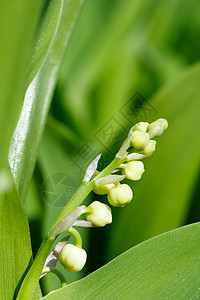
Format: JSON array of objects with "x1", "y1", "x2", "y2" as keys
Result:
[
  {"x1": 86, "y1": 201, "x2": 112, "y2": 227},
  {"x1": 132, "y1": 122, "x2": 149, "y2": 132},
  {"x1": 148, "y1": 118, "x2": 168, "y2": 136},
  {"x1": 93, "y1": 184, "x2": 115, "y2": 195},
  {"x1": 123, "y1": 161, "x2": 145, "y2": 181},
  {"x1": 108, "y1": 184, "x2": 133, "y2": 207},
  {"x1": 130, "y1": 130, "x2": 149, "y2": 149},
  {"x1": 143, "y1": 140, "x2": 156, "y2": 156},
  {"x1": 59, "y1": 244, "x2": 87, "y2": 272}
]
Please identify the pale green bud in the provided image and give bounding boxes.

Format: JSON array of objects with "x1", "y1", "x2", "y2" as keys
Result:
[
  {"x1": 148, "y1": 118, "x2": 168, "y2": 136},
  {"x1": 93, "y1": 183, "x2": 115, "y2": 195},
  {"x1": 122, "y1": 161, "x2": 145, "y2": 181},
  {"x1": 108, "y1": 184, "x2": 133, "y2": 207},
  {"x1": 143, "y1": 140, "x2": 156, "y2": 156},
  {"x1": 158, "y1": 118, "x2": 168, "y2": 130},
  {"x1": 59, "y1": 244, "x2": 87, "y2": 272},
  {"x1": 130, "y1": 130, "x2": 149, "y2": 149},
  {"x1": 148, "y1": 126, "x2": 164, "y2": 138},
  {"x1": 86, "y1": 201, "x2": 112, "y2": 227},
  {"x1": 132, "y1": 122, "x2": 149, "y2": 132}
]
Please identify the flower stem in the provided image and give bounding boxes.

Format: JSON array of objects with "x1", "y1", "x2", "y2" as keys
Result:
[
  {"x1": 41, "y1": 267, "x2": 67, "y2": 287},
  {"x1": 17, "y1": 154, "x2": 126, "y2": 300},
  {"x1": 67, "y1": 227, "x2": 82, "y2": 248},
  {"x1": 50, "y1": 154, "x2": 126, "y2": 231}
]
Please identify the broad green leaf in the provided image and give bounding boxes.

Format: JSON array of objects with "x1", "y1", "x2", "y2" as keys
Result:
[
  {"x1": 12, "y1": 0, "x2": 85, "y2": 298},
  {"x1": 0, "y1": 1, "x2": 44, "y2": 299},
  {"x1": 9, "y1": 0, "x2": 85, "y2": 202},
  {"x1": 0, "y1": 173, "x2": 38, "y2": 300},
  {"x1": 0, "y1": 0, "x2": 44, "y2": 169},
  {"x1": 43, "y1": 222, "x2": 200, "y2": 299},
  {"x1": 108, "y1": 61, "x2": 200, "y2": 259}
]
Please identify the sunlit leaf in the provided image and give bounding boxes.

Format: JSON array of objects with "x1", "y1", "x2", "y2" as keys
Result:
[
  {"x1": 0, "y1": 1, "x2": 44, "y2": 299},
  {"x1": 9, "y1": 0, "x2": 85, "y2": 202},
  {"x1": 13, "y1": 2, "x2": 86, "y2": 297},
  {"x1": 0, "y1": 0, "x2": 44, "y2": 169}
]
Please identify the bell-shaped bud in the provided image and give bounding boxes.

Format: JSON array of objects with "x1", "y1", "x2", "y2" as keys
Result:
[
  {"x1": 122, "y1": 161, "x2": 145, "y2": 181},
  {"x1": 143, "y1": 140, "x2": 156, "y2": 156},
  {"x1": 148, "y1": 118, "x2": 168, "y2": 137},
  {"x1": 93, "y1": 183, "x2": 115, "y2": 195},
  {"x1": 132, "y1": 122, "x2": 149, "y2": 132},
  {"x1": 59, "y1": 244, "x2": 87, "y2": 272},
  {"x1": 86, "y1": 201, "x2": 112, "y2": 227},
  {"x1": 108, "y1": 184, "x2": 133, "y2": 207},
  {"x1": 130, "y1": 130, "x2": 149, "y2": 149}
]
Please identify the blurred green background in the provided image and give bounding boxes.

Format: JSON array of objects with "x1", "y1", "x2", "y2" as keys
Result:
[{"x1": 8, "y1": 0, "x2": 200, "y2": 295}]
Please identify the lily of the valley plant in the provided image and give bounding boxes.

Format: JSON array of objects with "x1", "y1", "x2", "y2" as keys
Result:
[{"x1": 17, "y1": 118, "x2": 168, "y2": 299}]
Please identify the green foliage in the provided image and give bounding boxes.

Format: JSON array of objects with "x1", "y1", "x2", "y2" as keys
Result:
[
  {"x1": 0, "y1": 0, "x2": 44, "y2": 170},
  {"x1": 0, "y1": 175, "x2": 39, "y2": 300},
  {"x1": 43, "y1": 222, "x2": 200, "y2": 299},
  {"x1": 0, "y1": 0, "x2": 200, "y2": 299},
  {"x1": 9, "y1": 0, "x2": 85, "y2": 202},
  {"x1": 0, "y1": 1, "x2": 44, "y2": 299},
  {"x1": 108, "y1": 62, "x2": 200, "y2": 259}
]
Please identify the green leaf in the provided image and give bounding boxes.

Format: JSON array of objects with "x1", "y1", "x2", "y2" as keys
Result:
[
  {"x1": 107, "y1": 61, "x2": 200, "y2": 259},
  {"x1": 0, "y1": 173, "x2": 36, "y2": 300},
  {"x1": 9, "y1": 0, "x2": 85, "y2": 202},
  {"x1": 43, "y1": 222, "x2": 200, "y2": 299},
  {"x1": 26, "y1": 0, "x2": 64, "y2": 88},
  {"x1": 0, "y1": 0, "x2": 44, "y2": 170},
  {"x1": 0, "y1": 1, "x2": 44, "y2": 299}
]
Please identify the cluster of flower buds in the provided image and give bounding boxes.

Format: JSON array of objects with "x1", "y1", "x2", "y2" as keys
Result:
[
  {"x1": 57, "y1": 118, "x2": 168, "y2": 274},
  {"x1": 93, "y1": 118, "x2": 168, "y2": 208}
]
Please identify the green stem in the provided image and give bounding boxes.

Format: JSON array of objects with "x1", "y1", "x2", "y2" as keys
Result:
[
  {"x1": 81, "y1": 207, "x2": 93, "y2": 215},
  {"x1": 51, "y1": 180, "x2": 94, "y2": 229},
  {"x1": 50, "y1": 154, "x2": 125, "y2": 230},
  {"x1": 114, "y1": 182, "x2": 121, "y2": 188},
  {"x1": 95, "y1": 154, "x2": 126, "y2": 180},
  {"x1": 41, "y1": 267, "x2": 67, "y2": 287},
  {"x1": 17, "y1": 154, "x2": 126, "y2": 300},
  {"x1": 68, "y1": 227, "x2": 82, "y2": 248}
]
